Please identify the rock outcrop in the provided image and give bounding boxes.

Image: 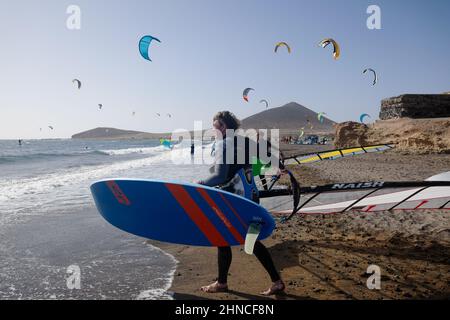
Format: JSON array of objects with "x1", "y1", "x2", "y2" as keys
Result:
[
  {"x1": 380, "y1": 94, "x2": 450, "y2": 120},
  {"x1": 334, "y1": 118, "x2": 450, "y2": 154}
]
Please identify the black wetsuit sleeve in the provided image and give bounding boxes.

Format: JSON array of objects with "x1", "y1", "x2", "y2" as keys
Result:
[
  {"x1": 200, "y1": 139, "x2": 231, "y2": 187},
  {"x1": 201, "y1": 162, "x2": 230, "y2": 187}
]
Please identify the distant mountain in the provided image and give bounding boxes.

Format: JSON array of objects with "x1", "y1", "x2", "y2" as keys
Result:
[
  {"x1": 241, "y1": 102, "x2": 335, "y2": 133},
  {"x1": 71, "y1": 127, "x2": 170, "y2": 140},
  {"x1": 72, "y1": 102, "x2": 335, "y2": 139}
]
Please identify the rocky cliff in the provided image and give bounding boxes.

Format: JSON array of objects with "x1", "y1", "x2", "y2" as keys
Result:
[{"x1": 380, "y1": 94, "x2": 450, "y2": 120}]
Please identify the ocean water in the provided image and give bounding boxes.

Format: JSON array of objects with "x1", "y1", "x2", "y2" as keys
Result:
[
  {"x1": 0, "y1": 139, "x2": 214, "y2": 223},
  {"x1": 0, "y1": 139, "x2": 213, "y2": 299}
]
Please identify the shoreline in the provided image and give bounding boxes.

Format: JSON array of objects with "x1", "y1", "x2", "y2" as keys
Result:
[
  {"x1": 1, "y1": 145, "x2": 448, "y2": 300},
  {"x1": 0, "y1": 208, "x2": 178, "y2": 300}
]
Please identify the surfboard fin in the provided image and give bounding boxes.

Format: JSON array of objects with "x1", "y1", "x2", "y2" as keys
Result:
[{"x1": 244, "y1": 223, "x2": 262, "y2": 255}]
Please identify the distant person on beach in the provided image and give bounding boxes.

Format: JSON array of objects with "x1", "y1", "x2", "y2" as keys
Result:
[
  {"x1": 195, "y1": 111, "x2": 285, "y2": 296},
  {"x1": 18, "y1": 139, "x2": 22, "y2": 146}
]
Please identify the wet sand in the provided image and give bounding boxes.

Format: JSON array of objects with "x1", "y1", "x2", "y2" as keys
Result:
[
  {"x1": 165, "y1": 146, "x2": 450, "y2": 300},
  {"x1": 0, "y1": 209, "x2": 177, "y2": 300}
]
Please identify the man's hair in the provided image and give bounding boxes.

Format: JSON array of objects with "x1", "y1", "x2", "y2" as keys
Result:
[{"x1": 213, "y1": 111, "x2": 241, "y2": 130}]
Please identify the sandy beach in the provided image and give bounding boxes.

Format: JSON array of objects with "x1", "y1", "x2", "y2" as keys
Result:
[
  {"x1": 162, "y1": 146, "x2": 450, "y2": 300},
  {"x1": 1, "y1": 143, "x2": 447, "y2": 300},
  {"x1": 2, "y1": 0, "x2": 449, "y2": 304}
]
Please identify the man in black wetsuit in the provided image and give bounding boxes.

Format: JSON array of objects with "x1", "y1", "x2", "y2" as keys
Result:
[{"x1": 196, "y1": 111, "x2": 285, "y2": 296}]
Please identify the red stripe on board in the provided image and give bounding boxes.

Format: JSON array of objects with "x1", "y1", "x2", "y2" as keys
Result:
[
  {"x1": 197, "y1": 188, "x2": 245, "y2": 244},
  {"x1": 364, "y1": 205, "x2": 376, "y2": 212},
  {"x1": 414, "y1": 200, "x2": 428, "y2": 209},
  {"x1": 106, "y1": 181, "x2": 131, "y2": 206},
  {"x1": 218, "y1": 193, "x2": 248, "y2": 230},
  {"x1": 165, "y1": 184, "x2": 229, "y2": 247},
  {"x1": 273, "y1": 208, "x2": 450, "y2": 217}
]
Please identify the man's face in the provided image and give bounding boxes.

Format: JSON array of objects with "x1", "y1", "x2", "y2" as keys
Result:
[{"x1": 213, "y1": 119, "x2": 226, "y2": 138}]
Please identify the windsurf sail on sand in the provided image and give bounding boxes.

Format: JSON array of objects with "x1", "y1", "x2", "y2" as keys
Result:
[
  {"x1": 260, "y1": 180, "x2": 450, "y2": 221},
  {"x1": 284, "y1": 144, "x2": 395, "y2": 165},
  {"x1": 254, "y1": 144, "x2": 395, "y2": 198}
]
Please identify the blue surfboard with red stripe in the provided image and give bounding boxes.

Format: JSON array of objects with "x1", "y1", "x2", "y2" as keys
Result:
[{"x1": 90, "y1": 179, "x2": 275, "y2": 247}]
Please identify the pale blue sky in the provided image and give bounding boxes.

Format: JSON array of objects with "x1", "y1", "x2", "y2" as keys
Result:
[{"x1": 0, "y1": 0, "x2": 449, "y2": 139}]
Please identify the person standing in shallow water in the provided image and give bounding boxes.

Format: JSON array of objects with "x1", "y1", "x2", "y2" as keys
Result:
[{"x1": 195, "y1": 111, "x2": 285, "y2": 296}]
